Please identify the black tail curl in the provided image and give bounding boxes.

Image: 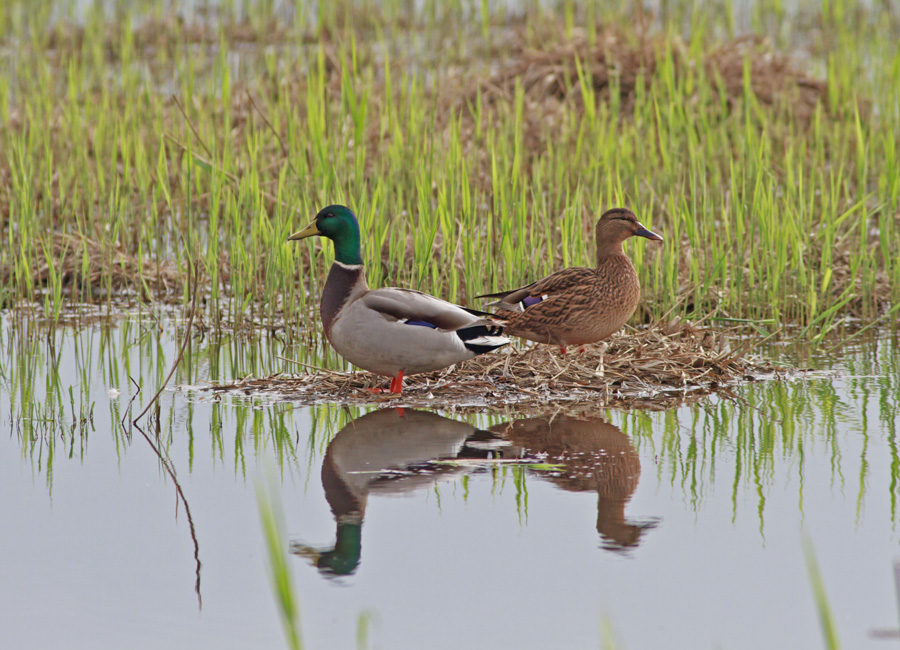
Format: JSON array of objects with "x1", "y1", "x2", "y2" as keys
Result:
[{"x1": 457, "y1": 322, "x2": 508, "y2": 355}]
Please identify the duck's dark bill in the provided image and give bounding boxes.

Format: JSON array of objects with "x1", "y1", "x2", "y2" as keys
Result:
[
  {"x1": 635, "y1": 225, "x2": 663, "y2": 241},
  {"x1": 288, "y1": 221, "x2": 321, "y2": 241}
]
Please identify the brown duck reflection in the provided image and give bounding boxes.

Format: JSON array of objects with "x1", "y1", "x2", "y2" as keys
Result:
[
  {"x1": 490, "y1": 414, "x2": 655, "y2": 551},
  {"x1": 292, "y1": 407, "x2": 509, "y2": 576}
]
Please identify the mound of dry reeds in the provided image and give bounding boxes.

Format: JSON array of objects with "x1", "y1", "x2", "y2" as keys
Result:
[
  {"x1": 204, "y1": 321, "x2": 779, "y2": 409},
  {"x1": 443, "y1": 29, "x2": 829, "y2": 125}
]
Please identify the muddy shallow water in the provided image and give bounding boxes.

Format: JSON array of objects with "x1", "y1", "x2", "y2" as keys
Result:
[{"x1": 1, "y1": 314, "x2": 899, "y2": 650}]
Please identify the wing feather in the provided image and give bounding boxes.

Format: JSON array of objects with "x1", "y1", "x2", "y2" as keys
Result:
[
  {"x1": 362, "y1": 288, "x2": 497, "y2": 331},
  {"x1": 478, "y1": 268, "x2": 596, "y2": 310}
]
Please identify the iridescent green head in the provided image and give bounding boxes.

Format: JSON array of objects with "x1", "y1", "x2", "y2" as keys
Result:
[{"x1": 288, "y1": 204, "x2": 363, "y2": 266}]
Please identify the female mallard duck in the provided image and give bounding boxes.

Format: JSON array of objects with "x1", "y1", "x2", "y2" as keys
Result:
[
  {"x1": 289, "y1": 205, "x2": 509, "y2": 393},
  {"x1": 478, "y1": 207, "x2": 662, "y2": 353}
]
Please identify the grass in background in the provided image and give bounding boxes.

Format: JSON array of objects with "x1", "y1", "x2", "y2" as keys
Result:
[{"x1": 0, "y1": 0, "x2": 898, "y2": 347}]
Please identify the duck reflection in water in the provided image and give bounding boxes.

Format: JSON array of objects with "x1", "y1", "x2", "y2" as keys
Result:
[
  {"x1": 292, "y1": 408, "x2": 655, "y2": 576},
  {"x1": 291, "y1": 408, "x2": 510, "y2": 576},
  {"x1": 489, "y1": 414, "x2": 657, "y2": 551}
]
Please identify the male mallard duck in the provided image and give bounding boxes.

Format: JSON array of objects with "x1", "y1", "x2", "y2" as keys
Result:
[
  {"x1": 289, "y1": 205, "x2": 509, "y2": 393},
  {"x1": 478, "y1": 207, "x2": 662, "y2": 353}
]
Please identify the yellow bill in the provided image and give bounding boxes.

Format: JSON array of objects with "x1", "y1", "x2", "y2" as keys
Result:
[{"x1": 287, "y1": 221, "x2": 321, "y2": 241}]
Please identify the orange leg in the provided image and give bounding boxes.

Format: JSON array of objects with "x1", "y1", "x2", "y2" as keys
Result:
[{"x1": 389, "y1": 370, "x2": 405, "y2": 394}]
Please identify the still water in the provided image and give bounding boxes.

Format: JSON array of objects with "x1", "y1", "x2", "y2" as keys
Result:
[{"x1": 1, "y1": 313, "x2": 898, "y2": 650}]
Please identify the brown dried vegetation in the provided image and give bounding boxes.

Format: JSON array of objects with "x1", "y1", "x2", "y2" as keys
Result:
[
  {"x1": 444, "y1": 30, "x2": 828, "y2": 122},
  {"x1": 205, "y1": 321, "x2": 778, "y2": 409}
]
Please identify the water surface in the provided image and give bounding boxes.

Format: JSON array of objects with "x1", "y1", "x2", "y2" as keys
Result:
[{"x1": 2, "y1": 315, "x2": 898, "y2": 649}]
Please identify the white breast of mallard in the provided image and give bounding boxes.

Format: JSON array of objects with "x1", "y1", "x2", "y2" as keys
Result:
[{"x1": 328, "y1": 300, "x2": 476, "y2": 377}]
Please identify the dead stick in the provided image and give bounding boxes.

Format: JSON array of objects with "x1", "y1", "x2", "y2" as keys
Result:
[
  {"x1": 133, "y1": 255, "x2": 200, "y2": 425},
  {"x1": 164, "y1": 133, "x2": 293, "y2": 211},
  {"x1": 246, "y1": 90, "x2": 299, "y2": 179},
  {"x1": 276, "y1": 355, "x2": 350, "y2": 378},
  {"x1": 172, "y1": 95, "x2": 214, "y2": 160}
]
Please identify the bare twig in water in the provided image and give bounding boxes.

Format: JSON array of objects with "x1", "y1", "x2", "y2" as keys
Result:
[
  {"x1": 122, "y1": 376, "x2": 203, "y2": 608},
  {"x1": 277, "y1": 355, "x2": 349, "y2": 378},
  {"x1": 133, "y1": 255, "x2": 200, "y2": 425}
]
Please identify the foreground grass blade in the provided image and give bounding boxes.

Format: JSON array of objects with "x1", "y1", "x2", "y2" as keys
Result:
[
  {"x1": 257, "y1": 478, "x2": 303, "y2": 650},
  {"x1": 803, "y1": 535, "x2": 842, "y2": 650}
]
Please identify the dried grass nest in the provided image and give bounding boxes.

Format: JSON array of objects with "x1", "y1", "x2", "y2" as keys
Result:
[{"x1": 205, "y1": 321, "x2": 783, "y2": 410}]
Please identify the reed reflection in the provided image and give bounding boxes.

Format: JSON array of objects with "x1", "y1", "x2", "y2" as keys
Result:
[{"x1": 292, "y1": 408, "x2": 654, "y2": 577}]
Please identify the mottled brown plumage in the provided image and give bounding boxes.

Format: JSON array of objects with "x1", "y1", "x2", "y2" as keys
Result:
[{"x1": 479, "y1": 208, "x2": 662, "y2": 351}]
